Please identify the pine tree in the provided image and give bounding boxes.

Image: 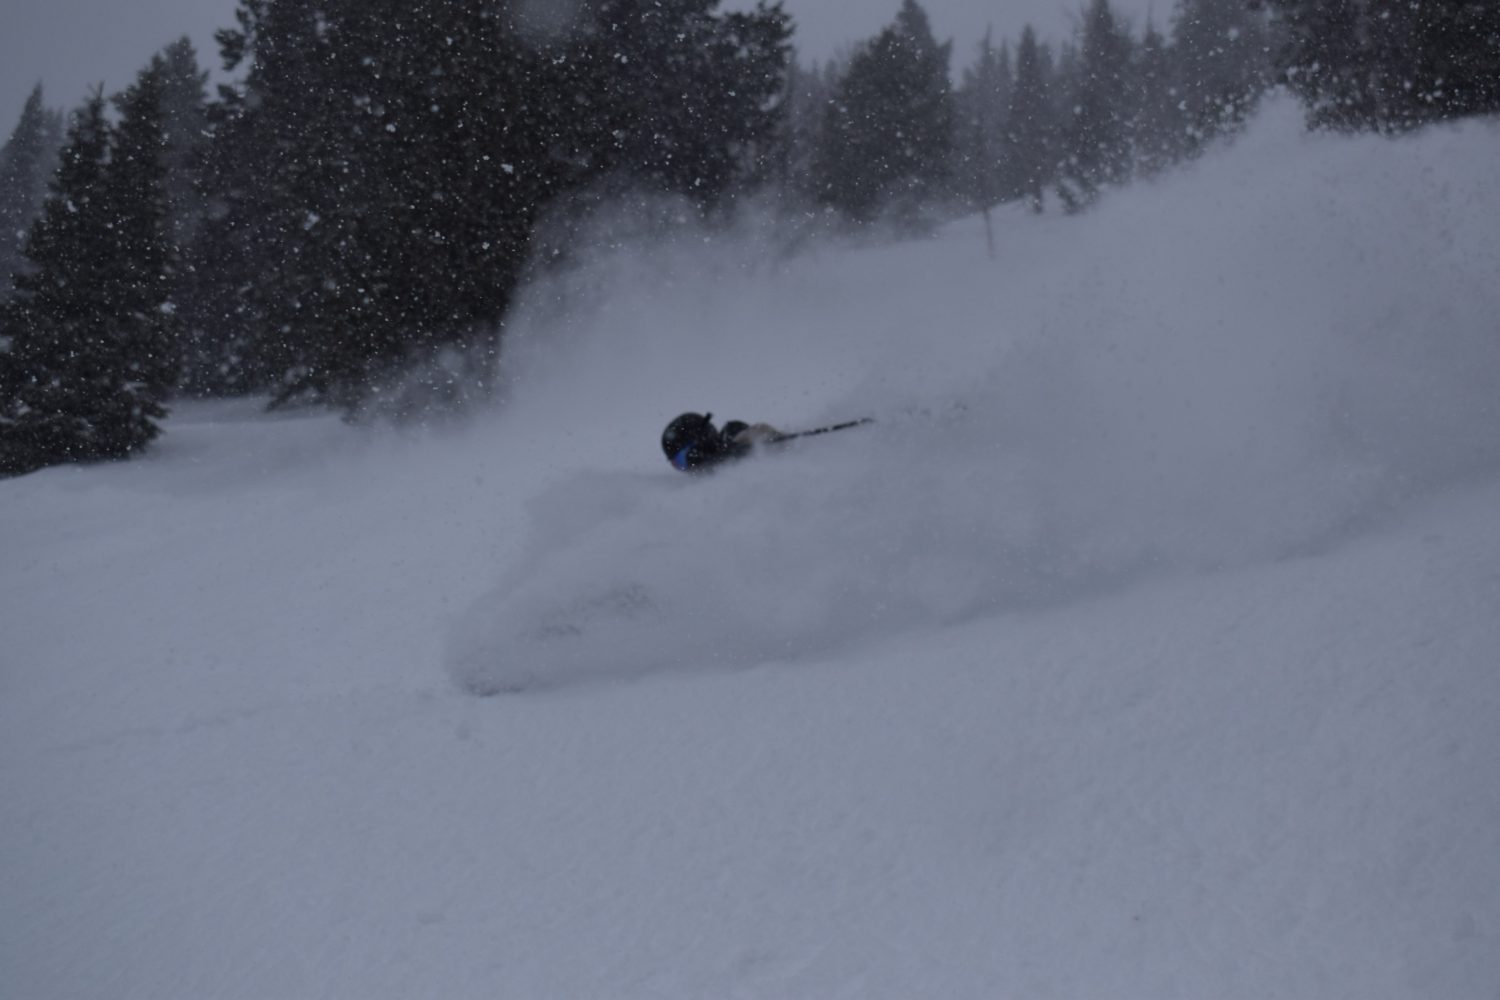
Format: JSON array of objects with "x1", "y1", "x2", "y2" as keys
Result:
[
  {"x1": 180, "y1": 93, "x2": 266, "y2": 395},
  {"x1": 1420, "y1": 0, "x2": 1500, "y2": 119},
  {"x1": 1267, "y1": 0, "x2": 1500, "y2": 131},
  {"x1": 0, "y1": 74, "x2": 179, "y2": 476},
  {"x1": 157, "y1": 39, "x2": 210, "y2": 254},
  {"x1": 296, "y1": 0, "x2": 579, "y2": 411},
  {"x1": 568, "y1": 0, "x2": 792, "y2": 204},
  {"x1": 774, "y1": 56, "x2": 840, "y2": 205},
  {"x1": 154, "y1": 38, "x2": 219, "y2": 395},
  {"x1": 195, "y1": 0, "x2": 790, "y2": 414},
  {"x1": 268, "y1": 0, "x2": 462, "y2": 407},
  {"x1": 1133, "y1": 14, "x2": 1185, "y2": 175},
  {"x1": 715, "y1": 2, "x2": 797, "y2": 193},
  {"x1": 194, "y1": 0, "x2": 330, "y2": 396},
  {"x1": 1171, "y1": 0, "x2": 1270, "y2": 152},
  {"x1": 1364, "y1": 0, "x2": 1500, "y2": 127},
  {"x1": 106, "y1": 61, "x2": 183, "y2": 405},
  {"x1": 198, "y1": 0, "x2": 427, "y2": 406},
  {"x1": 1005, "y1": 26, "x2": 1055, "y2": 213},
  {"x1": 1265, "y1": 0, "x2": 1383, "y2": 130},
  {"x1": 813, "y1": 0, "x2": 955, "y2": 225},
  {"x1": 1056, "y1": 0, "x2": 1138, "y2": 212},
  {"x1": 0, "y1": 85, "x2": 64, "y2": 295},
  {"x1": 953, "y1": 30, "x2": 1013, "y2": 212},
  {"x1": 2, "y1": 95, "x2": 117, "y2": 474}
]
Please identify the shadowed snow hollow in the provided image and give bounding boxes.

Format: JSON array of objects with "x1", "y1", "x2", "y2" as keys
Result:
[{"x1": 447, "y1": 99, "x2": 1500, "y2": 694}]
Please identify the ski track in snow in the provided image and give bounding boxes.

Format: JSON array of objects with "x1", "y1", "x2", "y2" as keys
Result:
[{"x1": 3, "y1": 98, "x2": 1500, "y2": 998}]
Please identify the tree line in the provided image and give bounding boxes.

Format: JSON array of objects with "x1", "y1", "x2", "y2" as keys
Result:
[{"x1": 1, "y1": 0, "x2": 1496, "y2": 476}]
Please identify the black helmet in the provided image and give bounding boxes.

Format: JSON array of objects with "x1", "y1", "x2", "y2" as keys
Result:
[{"x1": 662, "y1": 412, "x2": 719, "y2": 471}]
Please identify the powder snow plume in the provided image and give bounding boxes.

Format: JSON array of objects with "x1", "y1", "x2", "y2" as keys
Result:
[{"x1": 447, "y1": 98, "x2": 1500, "y2": 694}]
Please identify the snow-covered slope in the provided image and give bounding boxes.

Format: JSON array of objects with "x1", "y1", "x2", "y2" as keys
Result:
[{"x1": 3, "y1": 98, "x2": 1498, "y2": 998}]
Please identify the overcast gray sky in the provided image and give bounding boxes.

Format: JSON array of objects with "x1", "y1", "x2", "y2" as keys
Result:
[{"x1": 3, "y1": 0, "x2": 1159, "y2": 139}]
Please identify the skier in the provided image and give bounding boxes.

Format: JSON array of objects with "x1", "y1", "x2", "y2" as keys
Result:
[
  {"x1": 661, "y1": 412, "x2": 782, "y2": 473},
  {"x1": 660, "y1": 412, "x2": 874, "y2": 473}
]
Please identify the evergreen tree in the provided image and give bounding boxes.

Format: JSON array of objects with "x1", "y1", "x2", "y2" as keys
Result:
[
  {"x1": 199, "y1": 0, "x2": 478, "y2": 407},
  {"x1": 1, "y1": 96, "x2": 110, "y2": 473},
  {"x1": 196, "y1": 0, "x2": 790, "y2": 412},
  {"x1": 1420, "y1": 1, "x2": 1500, "y2": 119},
  {"x1": 715, "y1": 2, "x2": 797, "y2": 193},
  {"x1": 1274, "y1": 0, "x2": 1372, "y2": 129},
  {"x1": 953, "y1": 30, "x2": 1012, "y2": 211},
  {"x1": 1171, "y1": 0, "x2": 1270, "y2": 152},
  {"x1": 1267, "y1": 0, "x2": 1500, "y2": 131},
  {"x1": 180, "y1": 94, "x2": 266, "y2": 395},
  {"x1": 1133, "y1": 14, "x2": 1186, "y2": 174},
  {"x1": 0, "y1": 74, "x2": 179, "y2": 476},
  {"x1": 1056, "y1": 0, "x2": 1138, "y2": 211},
  {"x1": 1004, "y1": 26, "x2": 1055, "y2": 213},
  {"x1": 0, "y1": 85, "x2": 64, "y2": 295},
  {"x1": 1261, "y1": 0, "x2": 1376, "y2": 130},
  {"x1": 775, "y1": 56, "x2": 841, "y2": 204},
  {"x1": 157, "y1": 38, "x2": 210, "y2": 254},
  {"x1": 2, "y1": 96, "x2": 117, "y2": 474},
  {"x1": 155, "y1": 38, "x2": 219, "y2": 395},
  {"x1": 567, "y1": 0, "x2": 792, "y2": 204},
  {"x1": 106, "y1": 61, "x2": 183, "y2": 404},
  {"x1": 196, "y1": 0, "x2": 330, "y2": 395},
  {"x1": 1364, "y1": 0, "x2": 1500, "y2": 126},
  {"x1": 264, "y1": 0, "x2": 490, "y2": 408},
  {"x1": 813, "y1": 0, "x2": 955, "y2": 225}
]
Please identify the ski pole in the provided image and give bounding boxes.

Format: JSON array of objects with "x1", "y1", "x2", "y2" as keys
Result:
[{"x1": 767, "y1": 417, "x2": 873, "y2": 444}]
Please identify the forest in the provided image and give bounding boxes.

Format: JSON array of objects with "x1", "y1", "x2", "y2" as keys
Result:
[{"x1": 1, "y1": 0, "x2": 1497, "y2": 476}]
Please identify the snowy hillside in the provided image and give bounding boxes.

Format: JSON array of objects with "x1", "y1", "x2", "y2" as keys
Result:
[{"x1": 3, "y1": 98, "x2": 1499, "y2": 998}]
